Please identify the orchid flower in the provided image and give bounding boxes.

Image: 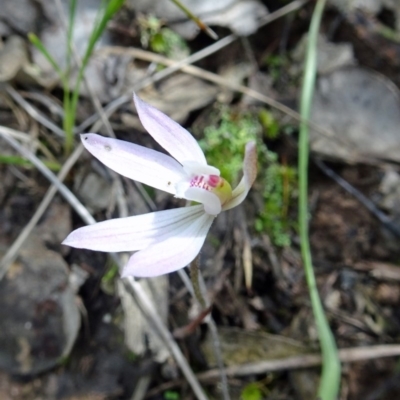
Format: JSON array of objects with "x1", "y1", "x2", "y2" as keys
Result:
[{"x1": 63, "y1": 94, "x2": 257, "y2": 278}]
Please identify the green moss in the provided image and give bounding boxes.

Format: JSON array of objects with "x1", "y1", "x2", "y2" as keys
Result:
[
  {"x1": 101, "y1": 262, "x2": 119, "y2": 295},
  {"x1": 125, "y1": 350, "x2": 138, "y2": 362},
  {"x1": 241, "y1": 382, "x2": 267, "y2": 400},
  {"x1": 164, "y1": 391, "x2": 180, "y2": 400},
  {"x1": 258, "y1": 109, "x2": 280, "y2": 140},
  {"x1": 256, "y1": 163, "x2": 297, "y2": 247},
  {"x1": 199, "y1": 105, "x2": 267, "y2": 186},
  {"x1": 262, "y1": 54, "x2": 289, "y2": 82},
  {"x1": 199, "y1": 105, "x2": 297, "y2": 247},
  {"x1": 138, "y1": 15, "x2": 189, "y2": 60},
  {"x1": 0, "y1": 155, "x2": 61, "y2": 171}
]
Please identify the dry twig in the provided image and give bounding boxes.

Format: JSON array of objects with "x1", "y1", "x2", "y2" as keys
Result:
[{"x1": 198, "y1": 344, "x2": 400, "y2": 380}]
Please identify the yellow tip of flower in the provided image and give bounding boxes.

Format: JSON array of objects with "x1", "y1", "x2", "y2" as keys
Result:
[{"x1": 209, "y1": 175, "x2": 232, "y2": 205}]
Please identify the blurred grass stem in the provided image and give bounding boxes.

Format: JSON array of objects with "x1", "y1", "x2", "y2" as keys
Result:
[
  {"x1": 298, "y1": 0, "x2": 341, "y2": 399},
  {"x1": 29, "y1": 0, "x2": 124, "y2": 155},
  {"x1": 182, "y1": 266, "x2": 230, "y2": 400}
]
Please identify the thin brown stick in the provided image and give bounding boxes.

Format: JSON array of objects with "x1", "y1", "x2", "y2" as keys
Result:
[
  {"x1": 198, "y1": 344, "x2": 400, "y2": 380},
  {"x1": 99, "y1": 46, "x2": 346, "y2": 148},
  {"x1": 190, "y1": 257, "x2": 207, "y2": 309},
  {"x1": 80, "y1": 0, "x2": 308, "y2": 134},
  {"x1": 0, "y1": 139, "x2": 85, "y2": 280},
  {"x1": 146, "y1": 343, "x2": 400, "y2": 397},
  {"x1": 188, "y1": 262, "x2": 231, "y2": 400},
  {"x1": 0, "y1": 126, "x2": 209, "y2": 400}
]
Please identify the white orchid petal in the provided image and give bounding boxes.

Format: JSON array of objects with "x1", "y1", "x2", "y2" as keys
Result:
[
  {"x1": 184, "y1": 187, "x2": 221, "y2": 215},
  {"x1": 81, "y1": 133, "x2": 185, "y2": 194},
  {"x1": 182, "y1": 161, "x2": 220, "y2": 177},
  {"x1": 223, "y1": 141, "x2": 257, "y2": 211},
  {"x1": 175, "y1": 180, "x2": 190, "y2": 198},
  {"x1": 134, "y1": 93, "x2": 207, "y2": 165},
  {"x1": 62, "y1": 206, "x2": 204, "y2": 252},
  {"x1": 122, "y1": 213, "x2": 214, "y2": 278}
]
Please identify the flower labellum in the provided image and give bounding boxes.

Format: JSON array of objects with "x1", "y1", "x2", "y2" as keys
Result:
[{"x1": 63, "y1": 94, "x2": 257, "y2": 278}]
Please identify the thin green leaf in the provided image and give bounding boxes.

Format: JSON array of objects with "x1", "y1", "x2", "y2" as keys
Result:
[
  {"x1": 0, "y1": 155, "x2": 61, "y2": 171},
  {"x1": 28, "y1": 33, "x2": 66, "y2": 85},
  {"x1": 65, "y1": 0, "x2": 124, "y2": 154},
  {"x1": 69, "y1": 0, "x2": 125, "y2": 129},
  {"x1": 66, "y1": 0, "x2": 77, "y2": 72},
  {"x1": 298, "y1": 0, "x2": 341, "y2": 399}
]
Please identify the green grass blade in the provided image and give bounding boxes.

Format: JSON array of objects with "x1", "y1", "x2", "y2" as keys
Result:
[
  {"x1": 30, "y1": 1, "x2": 124, "y2": 155},
  {"x1": 28, "y1": 32, "x2": 73, "y2": 154},
  {"x1": 0, "y1": 155, "x2": 61, "y2": 171},
  {"x1": 80, "y1": 0, "x2": 125, "y2": 74},
  {"x1": 64, "y1": 0, "x2": 77, "y2": 144},
  {"x1": 68, "y1": 0, "x2": 125, "y2": 135},
  {"x1": 298, "y1": 0, "x2": 341, "y2": 399},
  {"x1": 28, "y1": 33, "x2": 66, "y2": 85},
  {"x1": 65, "y1": 0, "x2": 124, "y2": 154},
  {"x1": 67, "y1": 0, "x2": 77, "y2": 72}
]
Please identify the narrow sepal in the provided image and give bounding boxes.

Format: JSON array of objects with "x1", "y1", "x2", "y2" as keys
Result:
[
  {"x1": 223, "y1": 141, "x2": 257, "y2": 211},
  {"x1": 134, "y1": 93, "x2": 207, "y2": 165},
  {"x1": 81, "y1": 133, "x2": 185, "y2": 194}
]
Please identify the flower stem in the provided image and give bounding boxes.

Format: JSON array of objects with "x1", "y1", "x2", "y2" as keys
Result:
[
  {"x1": 190, "y1": 257, "x2": 207, "y2": 309},
  {"x1": 188, "y1": 260, "x2": 230, "y2": 400},
  {"x1": 298, "y1": 0, "x2": 341, "y2": 399}
]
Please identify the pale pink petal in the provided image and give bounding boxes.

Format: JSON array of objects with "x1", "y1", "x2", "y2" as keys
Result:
[
  {"x1": 134, "y1": 93, "x2": 207, "y2": 165},
  {"x1": 184, "y1": 187, "x2": 221, "y2": 215},
  {"x1": 222, "y1": 141, "x2": 257, "y2": 211},
  {"x1": 81, "y1": 133, "x2": 185, "y2": 194},
  {"x1": 62, "y1": 206, "x2": 204, "y2": 252},
  {"x1": 122, "y1": 212, "x2": 214, "y2": 277}
]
